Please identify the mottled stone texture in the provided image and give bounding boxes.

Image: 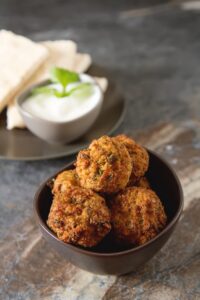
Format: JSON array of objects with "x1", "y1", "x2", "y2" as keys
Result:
[{"x1": 0, "y1": 1, "x2": 200, "y2": 299}]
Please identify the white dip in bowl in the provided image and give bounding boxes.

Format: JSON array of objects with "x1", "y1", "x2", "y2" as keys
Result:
[{"x1": 18, "y1": 74, "x2": 103, "y2": 144}]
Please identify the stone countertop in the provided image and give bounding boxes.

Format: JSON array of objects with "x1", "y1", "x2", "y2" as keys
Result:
[{"x1": 0, "y1": 1, "x2": 200, "y2": 299}]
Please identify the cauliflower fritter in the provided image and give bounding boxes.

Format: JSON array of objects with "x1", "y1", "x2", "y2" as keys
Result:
[
  {"x1": 76, "y1": 135, "x2": 132, "y2": 193},
  {"x1": 134, "y1": 177, "x2": 151, "y2": 189},
  {"x1": 47, "y1": 186, "x2": 111, "y2": 247},
  {"x1": 114, "y1": 135, "x2": 149, "y2": 185},
  {"x1": 52, "y1": 170, "x2": 79, "y2": 194},
  {"x1": 110, "y1": 187, "x2": 167, "y2": 246}
]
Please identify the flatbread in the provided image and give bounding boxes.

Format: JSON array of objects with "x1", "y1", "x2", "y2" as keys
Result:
[
  {"x1": 72, "y1": 53, "x2": 92, "y2": 73},
  {"x1": 33, "y1": 40, "x2": 77, "y2": 82},
  {"x1": 94, "y1": 77, "x2": 108, "y2": 93},
  {"x1": 7, "y1": 104, "x2": 25, "y2": 129},
  {"x1": 0, "y1": 30, "x2": 48, "y2": 113}
]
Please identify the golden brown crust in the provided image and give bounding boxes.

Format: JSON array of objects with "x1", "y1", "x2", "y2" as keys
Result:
[
  {"x1": 47, "y1": 186, "x2": 111, "y2": 247},
  {"x1": 134, "y1": 177, "x2": 151, "y2": 189},
  {"x1": 110, "y1": 187, "x2": 167, "y2": 246},
  {"x1": 76, "y1": 135, "x2": 132, "y2": 193},
  {"x1": 114, "y1": 134, "x2": 149, "y2": 185},
  {"x1": 114, "y1": 134, "x2": 137, "y2": 156},
  {"x1": 52, "y1": 170, "x2": 79, "y2": 194}
]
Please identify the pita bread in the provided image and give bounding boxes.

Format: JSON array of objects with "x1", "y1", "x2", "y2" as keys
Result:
[
  {"x1": 0, "y1": 30, "x2": 48, "y2": 113},
  {"x1": 94, "y1": 77, "x2": 108, "y2": 93},
  {"x1": 72, "y1": 53, "x2": 92, "y2": 73},
  {"x1": 7, "y1": 104, "x2": 25, "y2": 129},
  {"x1": 32, "y1": 40, "x2": 77, "y2": 82}
]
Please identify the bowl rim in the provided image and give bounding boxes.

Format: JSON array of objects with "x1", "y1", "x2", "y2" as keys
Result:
[
  {"x1": 16, "y1": 74, "x2": 103, "y2": 125},
  {"x1": 34, "y1": 149, "x2": 184, "y2": 257}
]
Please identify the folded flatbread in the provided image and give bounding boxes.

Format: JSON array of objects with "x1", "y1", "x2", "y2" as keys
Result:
[
  {"x1": 72, "y1": 53, "x2": 92, "y2": 73},
  {"x1": 0, "y1": 30, "x2": 48, "y2": 113}
]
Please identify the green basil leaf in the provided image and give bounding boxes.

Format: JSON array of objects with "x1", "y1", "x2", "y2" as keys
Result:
[
  {"x1": 31, "y1": 75, "x2": 92, "y2": 99},
  {"x1": 32, "y1": 86, "x2": 58, "y2": 95},
  {"x1": 50, "y1": 67, "x2": 80, "y2": 88},
  {"x1": 32, "y1": 86, "x2": 64, "y2": 98},
  {"x1": 66, "y1": 83, "x2": 92, "y2": 96}
]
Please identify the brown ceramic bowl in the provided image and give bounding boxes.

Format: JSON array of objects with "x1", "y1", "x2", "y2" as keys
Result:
[{"x1": 34, "y1": 150, "x2": 183, "y2": 275}]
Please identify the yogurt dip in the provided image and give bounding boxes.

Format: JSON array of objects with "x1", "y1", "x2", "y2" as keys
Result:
[{"x1": 22, "y1": 74, "x2": 102, "y2": 122}]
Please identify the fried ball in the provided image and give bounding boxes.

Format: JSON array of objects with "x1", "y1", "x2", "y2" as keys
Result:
[
  {"x1": 76, "y1": 135, "x2": 132, "y2": 193},
  {"x1": 52, "y1": 170, "x2": 79, "y2": 194},
  {"x1": 134, "y1": 177, "x2": 151, "y2": 189},
  {"x1": 114, "y1": 134, "x2": 149, "y2": 185},
  {"x1": 110, "y1": 187, "x2": 167, "y2": 246},
  {"x1": 47, "y1": 186, "x2": 111, "y2": 247}
]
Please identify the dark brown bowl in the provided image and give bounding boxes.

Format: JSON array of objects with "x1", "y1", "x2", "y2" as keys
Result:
[{"x1": 34, "y1": 150, "x2": 183, "y2": 275}]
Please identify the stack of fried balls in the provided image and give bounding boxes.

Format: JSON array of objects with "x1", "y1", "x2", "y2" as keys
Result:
[{"x1": 47, "y1": 135, "x2": 167, "y2": 248}]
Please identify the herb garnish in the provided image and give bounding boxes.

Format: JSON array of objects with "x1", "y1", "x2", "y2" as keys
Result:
[{"x1": 32, "y1": 67, "x2": 92, "y2": 98}]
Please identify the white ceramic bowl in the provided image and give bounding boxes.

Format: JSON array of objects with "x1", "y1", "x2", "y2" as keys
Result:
[{"x1": 17, "y1": 75, "x2": 103, "y2": 144}]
